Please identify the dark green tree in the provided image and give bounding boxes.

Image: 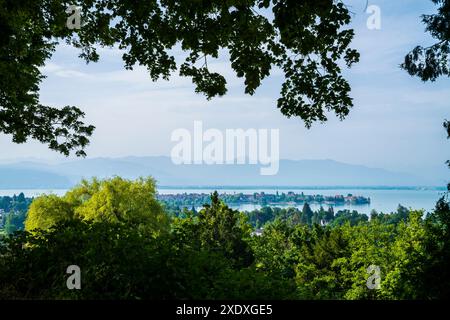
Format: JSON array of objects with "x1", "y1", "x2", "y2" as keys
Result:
[
  {"x1": 402, "y1": 5, "x2": 450, "y2": 297},
  {"x1": 4, "y1": 211, "x2": 27, "y2": 234},
  {"x1": 329, "y1": 209, "x2": 368, "y2": 227},
  {"x1": 251, "y1": 219, "x2": 298, "y2": 279},
  {"x1": 295, "y1": 226, "x2": 351, "y2": 299},
  {"x1": 290, "y1": 211, "x2": 301, "y2": 226},
  {"x1": 402, "y1": 0, "x2": 450, "y2": 82},
  {"x1": 325, "y1": 206, "x2": 335, "y2": 224},
  {"x1": 312, "y1": 210, "x2": 321, "y2": 225},
  {"x1": 421, "y1": 198, "x2": 450, "y2": 299},
  {"x1": 0, "y1": 0, "x2": 94, "y2": 156},
  {"x1": 301, "y1": 202, "x2": 314, "y2": 225},
  {"x1": 402, "y1": 0, "x2": 450, "y2": 189},
  {"x1": 197, "y1": 191, "x2": 254, "y2": 268}
]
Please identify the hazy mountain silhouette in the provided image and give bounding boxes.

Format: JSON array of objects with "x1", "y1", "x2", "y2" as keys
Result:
[
  {"x1": 0, "y1": 156, "x2": 441, "y2": 189},
  {"x1": 0, "y1": 166, "x2": 71, "y2": 189}
]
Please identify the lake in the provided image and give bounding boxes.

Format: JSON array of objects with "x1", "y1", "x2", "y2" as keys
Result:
[
  {"x1": 0, "y1": 187, "x2": 446, "y2": 214},
  {"x1": 158, "y1": 187, "x2": 446, "y2": 214}
]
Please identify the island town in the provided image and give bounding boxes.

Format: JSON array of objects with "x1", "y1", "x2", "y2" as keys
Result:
[{"x1": 157, "y1": 191, "x2": 371, "y2": 208}]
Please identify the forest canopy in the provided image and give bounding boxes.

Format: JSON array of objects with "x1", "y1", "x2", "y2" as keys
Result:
[{"x1": 0, "y1": 177, "x2": 449, "y2": 299}]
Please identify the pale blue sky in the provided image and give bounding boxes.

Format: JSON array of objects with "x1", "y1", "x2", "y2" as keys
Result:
[{"x1": 0, "y1": 0, "x2": 448, "y2": 180}]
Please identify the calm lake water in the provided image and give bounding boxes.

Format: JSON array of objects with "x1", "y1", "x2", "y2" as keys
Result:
[{"x1": 0, "y1": 187, "x2": 446, "y2": 214}]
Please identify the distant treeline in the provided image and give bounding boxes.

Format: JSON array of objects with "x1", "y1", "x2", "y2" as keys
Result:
[
  {"x1": 245, "y1": 204, "x2": 410, "y2": 228},
  {"x1": 0, "y1": 193, "x2": 32, "y2": 235},
  {"x1": 0, "y1": 193, "x2": 31, "y2": 212},
  {"x1": 0, "y1": 191, "x2": 400, "y2": 235},
  {"x1": 168, "y1": 201, "x2": 410, "y2": 229}
]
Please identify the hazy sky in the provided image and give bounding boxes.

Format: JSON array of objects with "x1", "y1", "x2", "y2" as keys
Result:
[{"x1": 0, "y1": 0, "x2": 448, "y2": 178}]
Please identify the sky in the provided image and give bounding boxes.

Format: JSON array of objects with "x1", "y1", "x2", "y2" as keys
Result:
[{"x1": 0, "y1": 0, "x2": 449, "y2": 180}]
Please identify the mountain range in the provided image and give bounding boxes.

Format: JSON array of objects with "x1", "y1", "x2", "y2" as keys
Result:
[{"x1": 0, "y1": 156, "x2": 445, "y2": 189}]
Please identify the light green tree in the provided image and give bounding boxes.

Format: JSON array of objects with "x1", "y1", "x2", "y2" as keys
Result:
[
  {"x1": 25, "y1": 177, "x2": 169, "y2": 236},
  {"x1": 25, "y1": 194, "x2": 74, "y2": 231}
]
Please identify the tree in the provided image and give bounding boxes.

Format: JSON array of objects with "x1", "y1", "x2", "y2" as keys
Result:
[
  {"x1": 420, "y1": 198, "x2": 450, "y2": 299},
  {"x1": 325, "y1": 206, "x2": 335, "y2": 224},
  {"x1": 402, "y1": 0, "x2": 450, "y2": 82},
  {"x1": 289, "y1": 208, "x2": 302, "y2": 225},
  {"x1": 402, "y1": 0, "x2": 450, "y2": 188},
  {"x1": 1, "y1": 0, "x2": 359, "y2": 156},
  {"x1": 25, "y1": 194, "x2": 75, "y2": 231},
  {"x1": 312, "y1": 209, "x2": 321, "y2": 225},
  {"x1": 294, "y1": 226, "x2": 351, "y2": 299},
  {"x1": 251, "y1": 219, "x2": 298, "y2": 279},
  {"x1": 196, "y1": 191, "x2": 254, "y2": 268},
  {"x1": 339, "y1": 219, "x2": 396, "y2": 300},
  {"x1": 315, "y1": 205, "x2": 326, "y2": 225},
  {"x1": 25, "y1": 177, "x2": 169, "y2": 235},
  {"x1": 301, "y1": 203, "x2": 314, "y2": 225},
  {"x1": 0, "y1": 220, "x2": 175, "y2": 299},
  {"x1": 371, "y1": 205, "x2": 410, "y2": 225},
  {"x1": 0, "y1": 218, "x2": 297, "y2": 299},
  {"x1": 4, "y1": 211, "x2": 27, "y2": 234},
  {"x1": 402, "y1": 5, "x2": 450, "y2": 297},
  {"x1": 0, "y1": 0, "x2": 94, "y2": 156},
  {"x1": 381, "y1": 211, "x2": 427, "y2": 299}
]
